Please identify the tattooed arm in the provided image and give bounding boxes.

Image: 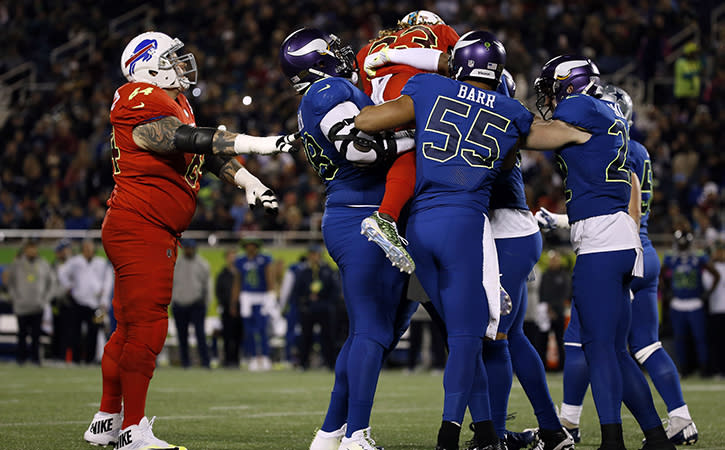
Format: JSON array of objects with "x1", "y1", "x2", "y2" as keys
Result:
[
  {"x1": 204, "y1": 156, "x2": 279, "y2": 214},
  {"x1": 132, "y1": 116, "x2": 297, "y2": 156}
]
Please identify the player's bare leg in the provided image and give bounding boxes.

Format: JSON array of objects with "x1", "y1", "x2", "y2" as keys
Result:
[{"x1": 361, "y1": 151, "x2": 416, "y2": 273}]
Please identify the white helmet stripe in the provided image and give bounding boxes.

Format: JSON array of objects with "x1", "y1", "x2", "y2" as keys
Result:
[
  {"x1": 554, "y1": 60, "x2": 589, "y2": 79},
  {"x1": 288, "y1": 38, "x2": 329, "y2": 57}
]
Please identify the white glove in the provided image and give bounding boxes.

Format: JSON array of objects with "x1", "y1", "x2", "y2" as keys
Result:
[
  {"x1": 233, "y1": 132, "x2": 298, "y2": 155},
  {"x1": 234, "y1": 168, "x2": 279, "y2": 214},
  {"x1": 534, "y1": 207, "x2": 570, "y2": 230},
  {"x1": 364, "y1": 47, "x2": 391, "y2": 77}
]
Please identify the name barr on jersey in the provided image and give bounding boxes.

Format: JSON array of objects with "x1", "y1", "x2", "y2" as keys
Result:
[{"x1": 457, "y1": 84, "x2": 496, "y2": 109}]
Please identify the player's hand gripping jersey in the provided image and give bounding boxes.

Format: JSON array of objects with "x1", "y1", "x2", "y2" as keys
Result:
[
  {"x1": 109, "y1": 81, "x2": 201, "y2": 234},
  {"x1": 357, "y1": 24, "x2": 459, "y2": 102}
]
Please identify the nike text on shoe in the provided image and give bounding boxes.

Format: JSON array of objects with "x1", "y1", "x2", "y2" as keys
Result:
[
  {"x1": 360, "y1": 212, "x2": 415, "y2": 274},
  {"x1": 338, "y1": 427, "x2": 378, "y2": 450},
  {"x1": 84, "y1": 411, "x2": 122, "y2": 447},
  {"x1": 310, "y1": 424, "x2": 346, "y2": 450},
  {"x1": 114, "y1": 416, "x2": 186, "y2": 450}
]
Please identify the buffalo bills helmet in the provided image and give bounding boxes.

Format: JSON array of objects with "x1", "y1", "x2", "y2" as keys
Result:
[{"x1": 121, "y1": 31, "x2": 197, "y2": 89}]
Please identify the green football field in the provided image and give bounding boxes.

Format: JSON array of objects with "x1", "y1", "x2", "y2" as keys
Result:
[{"x1": 1, "y1": 363, "x2": 723, "y2": 450}]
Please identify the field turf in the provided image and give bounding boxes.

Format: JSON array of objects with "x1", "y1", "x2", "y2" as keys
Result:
[{"x1": 1, "y1": 363, "x2": 723, "y2": 449}]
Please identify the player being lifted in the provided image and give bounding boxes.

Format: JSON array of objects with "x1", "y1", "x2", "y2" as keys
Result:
[
  {"x1": 359, "y1": 30, "x2": 572, "y2": 450},
  {"x1": 355, "y1": 31, "x2": 594, "y2": 450},
  {"x1": 279, "y1": 28, "x2": 417, "y2": 450},
  {"x1": 530, "y1": 57, "x2": 674, "y2": 450},
  {"x1": 356, "y1": 10, "x2": 459, "y2": 274},
  {"x1": 83, "y1": 31, "x2": 294, "y2": 450},
  {"x1": 541, "y1": 85, "x2": 705, "y2": 446}
]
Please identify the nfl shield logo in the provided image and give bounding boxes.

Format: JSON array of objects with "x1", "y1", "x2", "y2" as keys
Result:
[{"x1": 468, "y1": 60, "x2": 474, "y2": 68}]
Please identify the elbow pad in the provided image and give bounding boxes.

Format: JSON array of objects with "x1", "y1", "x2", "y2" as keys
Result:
[
  {"x1": 327, "y1": 118, "x2": 396, "y2": 167},
  {"x1": 173, "y1": 125, "x2": 216, "y2": 154}
]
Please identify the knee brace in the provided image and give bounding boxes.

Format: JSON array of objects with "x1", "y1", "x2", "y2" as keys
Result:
[
  {"x1": 119, "y1": 319, "x2": 168, "y2": 379},
  {"x1": 633, "y1": 341, "x2": 662, "y2": 364}
]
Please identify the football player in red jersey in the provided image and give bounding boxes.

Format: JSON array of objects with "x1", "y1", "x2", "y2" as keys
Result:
[
  {"x1": 83, "y1": 31, "x2": 295, "y2": 450},
  {"x1": 356, "y1": 11, "x2": 459, "y2": 274}
]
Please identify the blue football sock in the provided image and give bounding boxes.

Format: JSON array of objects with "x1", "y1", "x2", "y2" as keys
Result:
[
  {"x1": 482, "y1": 339, "x2": 511, "y2": 438},
  {"x1": 620, "y1": 350, "x2": 662, "y2": 430},
  {"x1": 510, "y1": 331, "x2": 562, "y2": 430},
  {"x1": 563, "y1": 344, "x2": 589, "y2": 407},
  {"x1": 321, "y1": 337, "x2": 351, "y2": 432},
  {"x1": 443, "y1": 335, "x2": 483, "y2": 424},
  {"x1": 642, "y1": 348, "x2": 685, "y2": 412},
  {"x1": 346, "y1": 336, "x2": 384, "y2": 436}
]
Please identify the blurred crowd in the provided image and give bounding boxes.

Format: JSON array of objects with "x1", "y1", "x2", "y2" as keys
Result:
[{"x1": 0, "y1": 0, "x2": 723, "y2": 243}]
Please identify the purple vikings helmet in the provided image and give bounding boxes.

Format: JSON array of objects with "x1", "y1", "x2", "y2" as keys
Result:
[
  {"x1": 535, "y1": 55, "x2": 601, "y2": 119},
  {"x1": 497, "y1": 68, "x2": 516, "y2": 98},
  {"x1": 450, "y1": 31, "x2": 506, "y2": 85},
  {"x1": 279, "y1": 28, "x2": 357, "y2": 93}
]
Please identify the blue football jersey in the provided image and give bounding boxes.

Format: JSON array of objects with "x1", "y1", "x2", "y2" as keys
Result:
[
  {"x1": 662, "y1": 252, "x2": 709, "y2": 299},
  {"x1": 235, "y1": 254, "x2": 272, "y2": 292},
  {"x1": 297, "y1": 78, "x2": 387, "y2": 207},
  {"x1": 629, "y1": 139, "x2": 653, "y2": 236},
  {"x1": 553, "y1": 94, "x2": 632, "y2": 223},
  {"x1": 490, "y1": 152, "x2": 528, "y2": 210},
  {"x1": 401, "y1": 73, "x2": 534, "y2": 214}
]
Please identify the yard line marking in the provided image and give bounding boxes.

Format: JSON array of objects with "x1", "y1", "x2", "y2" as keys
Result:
[{"x1": 209, "y1": 405, "x2": 252, "y2": 410}]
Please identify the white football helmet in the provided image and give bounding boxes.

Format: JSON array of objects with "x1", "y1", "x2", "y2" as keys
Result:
[
  {"x1": 120, "y1": 31, "x2": 197, "y2": 90},
  {"x1": 400, "y1": 10, "x2": 445, "y2": 26}
]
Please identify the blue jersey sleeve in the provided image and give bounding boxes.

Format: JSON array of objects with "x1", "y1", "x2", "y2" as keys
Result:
[
  {"x1": 553, "y1": 94, "x2": 601, "y2": 132},
  {"x1": 513, "y1": 100, "x2": 534, "y2": 137},
  {"x1": 401, "y1": 73, "x2": 429, "y2": 98},
  {"x1": 306, "y1": 78, "x2": 357, "y2": 116}
]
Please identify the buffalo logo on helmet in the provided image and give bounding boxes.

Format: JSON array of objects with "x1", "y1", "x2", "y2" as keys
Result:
[{"x1": 125, "y1": 39, "x2": 158, "y2": 75}]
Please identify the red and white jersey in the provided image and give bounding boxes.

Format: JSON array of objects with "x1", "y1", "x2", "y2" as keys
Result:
[
  {"x1": 357, "y1": 24, "x2": 460, "y2": 99},
  {"x1": 108, "y1": 81, "x2": 203, "y2": 235}
]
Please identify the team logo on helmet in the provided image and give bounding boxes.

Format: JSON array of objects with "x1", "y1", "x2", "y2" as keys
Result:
[{"x1": 124, "y1": 39, "x2": 158, "y2": 75}]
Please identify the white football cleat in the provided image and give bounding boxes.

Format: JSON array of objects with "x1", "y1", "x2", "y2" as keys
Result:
[
  {"x1": 114, "y1": 416, "x2": 186, "y2": 450},
  {"x1": 310, "y1": 424, "x2": 346, "y2": 450},
  {"x1": 84, "y1": 410, "x2": 123, "y2": 447},
  {"x1": 338, "y1": 427, "x2": 378, "y2": 450}
]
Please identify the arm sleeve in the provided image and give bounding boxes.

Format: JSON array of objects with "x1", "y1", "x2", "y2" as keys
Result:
[{"x1": 385, "y1": 48, "x2": 442, "y2": 72}]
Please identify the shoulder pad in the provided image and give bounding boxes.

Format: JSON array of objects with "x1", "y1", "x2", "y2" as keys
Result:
[{"x1": 306, "y1": 78, "x2": 355, "y2": 115}]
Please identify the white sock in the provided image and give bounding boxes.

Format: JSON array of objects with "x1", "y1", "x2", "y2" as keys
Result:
[
  {"x1": 317, "y1": 425, "x2": 345, "y2": 438},
  {"x1": 668, "y1": 404, "x2": 692, "y2": 421},
  {"x1": 560, "y1": 403, "x2": 583, "y2": 426}
]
